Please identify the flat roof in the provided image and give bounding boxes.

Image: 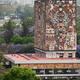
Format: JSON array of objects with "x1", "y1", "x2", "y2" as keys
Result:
[{"x1": 4, "y1": 54, "x2": 80, "y2": 64}]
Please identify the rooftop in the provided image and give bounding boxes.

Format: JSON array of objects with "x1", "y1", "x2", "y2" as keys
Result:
[{"x1": 4, "y1": 54, "x2": 80, "y2": 64}]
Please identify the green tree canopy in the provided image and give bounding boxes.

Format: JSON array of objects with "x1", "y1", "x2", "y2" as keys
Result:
[
  {"x1": 0, "y1": 52, "x2": 4, "y2": 63},
  {"x1": 0, "y1": 37, "x2": 5, "y2": 44},
  {"x1": 3, "y1": 20, "x2": 16, "y2": 43},
  {"x1": 11, "y1": 35, "x2": 34, "y2": 44},
  {"x1": 77, "y1": 18, "x2": 80, "y2": 44},
  {"x1": 11, "y1": 35, "x2": 23, "y2": 44},
  {"x1": 21, "y1": 17, "x2": 34, "y2": 36},
  {"x1": 21, "y1": 5, "x2": 34, "y2": 20},
  {"x1": 22, "y1": 36, "x2": 34, "y2": 44},
  {"x1": 4, "y1": 20, "x2": 16, "y2": 30},
  {"x1": 16, "y1": 4, "x2": 34, "y2": 20},
  {"x1": 3, "y1": 67, "x2": 40, "y2": 80},
  {"x1": 22, "y1": 43, "x2": 35, "y2": 53}
]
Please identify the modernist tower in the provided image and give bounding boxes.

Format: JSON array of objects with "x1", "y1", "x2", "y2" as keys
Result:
[{"x1": 35, "y1": 0, "x2": 77, "y2": 58}]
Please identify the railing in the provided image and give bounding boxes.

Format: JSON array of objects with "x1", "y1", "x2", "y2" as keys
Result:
[{"x1": 36, "y1": 74, "x2": 80, "y2": 77}]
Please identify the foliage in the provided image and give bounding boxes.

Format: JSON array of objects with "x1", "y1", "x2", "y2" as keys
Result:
[
  {"x1": 3, "y1": 67, "x2": 40, "y2": 80},
  {"x1": 10, "y1": 35, "x2": 34, "y2": 53},
  {"x1": 22, "y1": 36, "x2": 34, "y2": 44},
  {"x1": 0, "y1": 74, "x2": 4, "y2": 80},
  {"x1": 21, "y1": 43, "x2": 35, "y2": 53},
  {"x1": 16, "y1": 4, "x2": 34, "y2": 20},
  {"x1": 0, "y1": 52, "x2": 4, "y2": 63},
  {"x1": 23, "y1": 5, "x2": 34, "y2": 18},
  {"x1": 16, "y1": 5, "x2": 24, "y2": 15},
  {"x1": 21, "y1": 17, "x2": 34, "y2": 36},
  {"x1": 4, "y1": 20, "x2": 16, "y2": 30},
  {"x1": 7, "y1": 43, "x2": 35, "y2": 53},
  {"x1": 0, "y1": 4, "x2": 34, "y2": 44},
  {"x1": 19, "y1": 5, "x2": 34, "y2": 20},
  {"x1": 0, "y1": 37, "x2": 5, "y2": 44},
  {"x1": 11, "y1": 35, "x2": 23, "y2": 44},
  {"x1": 11, "y1": 35, "x2": 34, "y2": 44},
  {"x1": 77, "y1": 17, "x2": 80, "y2": 44},
  {"x1": 3, "y1": 20, "x2": 16, "y2": 43}
]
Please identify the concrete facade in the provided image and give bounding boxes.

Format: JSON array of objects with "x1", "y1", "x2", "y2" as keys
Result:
[{"x1": 34, "y1": 0, "x2": 77, "y2": 58}]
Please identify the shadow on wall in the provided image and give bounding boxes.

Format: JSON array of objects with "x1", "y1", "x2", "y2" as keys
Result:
[{"x1": 76, "y1": 45, "x2": 80, "y2": 58}]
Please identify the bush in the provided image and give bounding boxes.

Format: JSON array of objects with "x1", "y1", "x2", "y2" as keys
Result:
[
  {"x1": 11, "y1": 35, "x2": 34, "y2": 44},
  {"x1": 3, "y1": 67, "x2": 40, "y2": 80},
  {"x1": 11, "y1": 35, "x2": 23, "y2": 44},
  {"x1": 22, "y1": 36, "x2": 34, "y2": 44},
  {"x1": 3, "y1": 20, "x2": 15, "y2": 43},
  {"x1": 22, "y1": 43, "x2": 35, "y2": 53},
  {"x1": 0, "y1": 37, "x2": 5, "y2": 44}
]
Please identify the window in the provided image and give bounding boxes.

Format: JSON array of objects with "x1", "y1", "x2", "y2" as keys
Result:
[
  {"x1": 59, "y1": 53, "x2": 64, "y2": 58},
  {"x1": 67, "y1": 70, "x2": 71, "y2": 73},
  {"x1": 45, "y1": 69, "x2": 53, "y2": 74},
  {"x1": 57, "y1": 70, "x2": 63, "y2": 73},
  {"x1": 54, "y1": 69, "x2": 63, "y2": 74},
  {"x1": 68, "y1": 53, "x2": 73, "y2": 58}
]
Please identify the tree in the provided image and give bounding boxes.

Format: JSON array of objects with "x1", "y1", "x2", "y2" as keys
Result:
[
  {"x1": 21, "y1": 17, "x2": 34, "y2": 36},
  {"x1": 23, "y1": 5, "x2": 34, "y2": 18},
  {"x1": 20, "y1": 5, "x2": 34, "y2": 20},
  {"x1": 0, "y1": 52, "x2": 4, "y2": 63},
  {"x1": 0, "y1": 37, "x2": 5, "y2": 44},
  {"x1": 3, "y1": 67, "x2": 40, "y2": 80},
  {"x1": 21, "y1": 43, "x2": 35, "y2": 53},
  {"x1": 22, "y1": 36, "x2": 34, "y2": 44},
  {"x1": 16, "y1": 4, "x2": 34, "y2": 20},
  {"x1": 0, "y1": 74, "x2": 3, "y2": 80},
  {"x1": 11, "y1": 35, "x2": 34, "y2": 44},
  {"x1": 11, "y1": 35, "x2": 23, "y2": 44},
  {"x1": 3, "y1": 20, "x2": 16, "y2": 43},
  {"x1": 76, "y1": 17, "x2": 80, "y2": 44}
]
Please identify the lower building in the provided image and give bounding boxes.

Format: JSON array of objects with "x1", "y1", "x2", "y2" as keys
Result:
[{"x1": 4, "y1": 54, "x2": 80, "y2": 79}]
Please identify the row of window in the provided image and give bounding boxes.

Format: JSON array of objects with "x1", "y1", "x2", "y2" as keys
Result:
[{"x1": 33, "y1": 69, "x2": 78, "y2": 74}]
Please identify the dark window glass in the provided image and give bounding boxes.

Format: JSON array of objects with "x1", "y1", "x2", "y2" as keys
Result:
[
  {"x1": 68, "y1": 53, "x2": 73, "y2": 58},
  {"x1": 59, "y1": 53, "x2": 64, "y2": 58}
]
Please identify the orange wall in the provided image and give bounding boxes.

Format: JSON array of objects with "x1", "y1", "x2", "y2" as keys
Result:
[{"x1": 20, "y1": 63, "x2": 80, "y2": 69}]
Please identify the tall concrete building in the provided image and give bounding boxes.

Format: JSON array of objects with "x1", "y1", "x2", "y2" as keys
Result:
[{"x1": 35, "y1": 0, "x2": 77, "y2": 58}]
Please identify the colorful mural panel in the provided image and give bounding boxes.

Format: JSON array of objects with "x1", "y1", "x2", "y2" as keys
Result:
[{"x1": 35, "y1": 0, "x2": 76, "y2": 51}]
